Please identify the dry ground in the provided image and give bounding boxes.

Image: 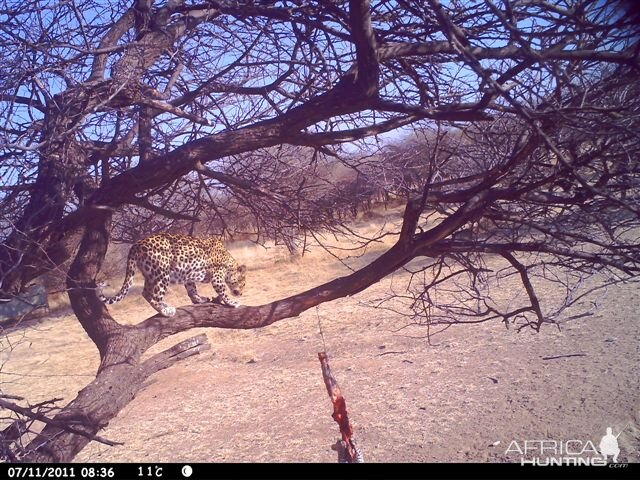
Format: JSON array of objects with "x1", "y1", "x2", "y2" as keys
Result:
[{"x1": 1, "y1": 209, "x2": 639, "y2": 463}]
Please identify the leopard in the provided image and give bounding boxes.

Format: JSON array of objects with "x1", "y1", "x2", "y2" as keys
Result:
[{"x1": 98, "y1": 233, "x2": 246, "y2": 317}]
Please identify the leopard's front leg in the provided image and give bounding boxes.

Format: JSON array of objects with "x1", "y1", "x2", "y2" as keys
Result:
[
  {"x1": 211, "y1": 272, "x2": 239, "y2": 308},
  {"x1": 184, "y1": 282, "x2": 211, "y2": 304}
]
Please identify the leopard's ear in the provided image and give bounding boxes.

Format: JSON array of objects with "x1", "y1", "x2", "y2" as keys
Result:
[{"x1": 238, "y1": 264, "x2": 247, "y2": 273}]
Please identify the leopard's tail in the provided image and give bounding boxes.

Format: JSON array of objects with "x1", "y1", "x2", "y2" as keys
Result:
[{"x1": 98, "y1": 246, "x2": 138, "y2": 305}]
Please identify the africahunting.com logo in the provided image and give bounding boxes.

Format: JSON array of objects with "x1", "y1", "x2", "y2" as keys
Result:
[{"x1": 505, "y1": 425, "x2": 630, "y2": 466}]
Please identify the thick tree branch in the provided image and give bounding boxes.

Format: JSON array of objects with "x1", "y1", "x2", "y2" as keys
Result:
[
  {"x1": 377, "y1": 40, "x2": 639, "y2": 64},
  {"x1": 348, "y1": 0, "x2": 379, "y2": 96},
  {"x1": 88, "y1": 9, "x2": 136, "y2": 81}
]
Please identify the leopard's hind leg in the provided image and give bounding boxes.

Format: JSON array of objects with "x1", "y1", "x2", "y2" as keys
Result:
[{"x1": 142, "y1": 271, "x2": 175, "y2": 317}]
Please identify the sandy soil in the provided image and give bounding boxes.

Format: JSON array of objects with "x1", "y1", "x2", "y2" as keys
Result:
[{"x1": 1, "y1": 211, "x2": 639, "y2": 463}]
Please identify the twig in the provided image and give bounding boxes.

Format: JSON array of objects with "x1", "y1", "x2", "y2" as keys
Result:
[{"x1": 541, "y1": 353, "x2": 586, "y2": 361}]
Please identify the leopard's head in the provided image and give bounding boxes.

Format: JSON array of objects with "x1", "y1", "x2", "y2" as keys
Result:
[{"x1": 225, "y1": 264, "x2": 247, "y2": 296}]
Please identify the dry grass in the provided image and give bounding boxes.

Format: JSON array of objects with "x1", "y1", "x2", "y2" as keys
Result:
[{"x1": 1, "y1": 207, "x2": 638, "y2": 462}]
